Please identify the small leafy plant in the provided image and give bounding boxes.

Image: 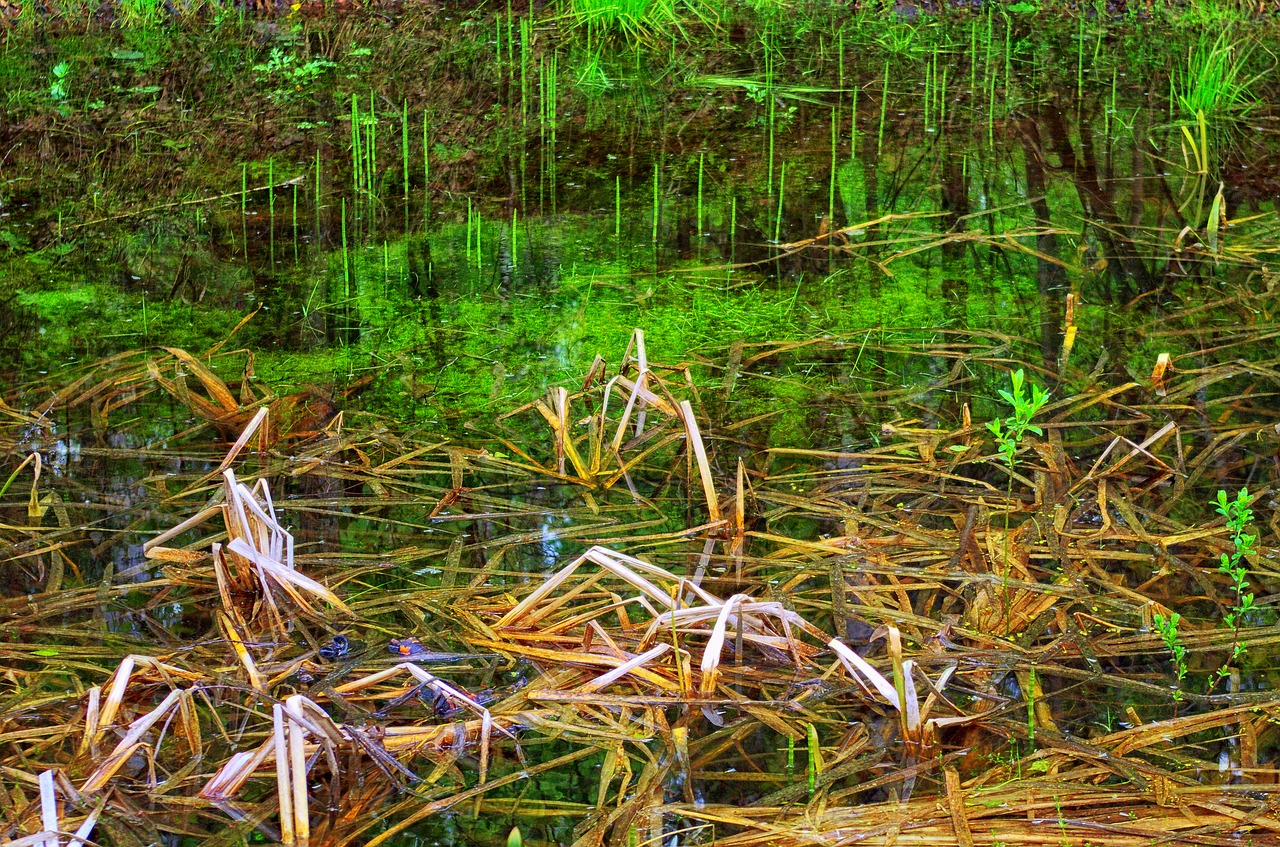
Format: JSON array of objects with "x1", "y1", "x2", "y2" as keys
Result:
[
  {"x1": 987, "y1": 369, "x2": 1050, "y2": 634},
  {"x1": 252, "y1": 48, "x2": 338, "y2": 101},
  {"x1": 49, "y1": 62, "x2": 71, "y2": 115},
  {"x1": 1153, "y1": 611, "x2": 1188, "y2": 698},
  {"x1": 1215, "y1": 487, "x2": 1256, "y2": 679},
  {"x1": 987, "y1": 369, "x2": 1050, "y2": 475}
]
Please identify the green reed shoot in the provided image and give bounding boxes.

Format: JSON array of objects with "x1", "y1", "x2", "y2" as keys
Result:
[
  {"x1": 1105, "y1": 69, "x2": 1115, "y2": 138},
  {"x1": 241, "y1": 162, "x2": 248, "y2": 259},
  {"x1": 806, "y1": 723, "x2": 820, "y2": 797},
  {"x1": 828, "y1": 106, "x2": 837, "y2": 238},
  {"x1": 268, "y1": 159, "x2": 275, "y2": 266},
  {"x1": 507, "y1": 1, "x2": 515, "y2": 77},
  {"x1": 938, "y1": 63, "x2": 948, "y2": 131},
  {"x1": 850, "y1": 84, "x2": 857, "y2": 154},
  {"x1": 511, "y1": 209, "x2": 519, "y2": 271},
  {"x1": 341, "y1": 197, "x2": 351, "y2": 300},
  {"x1": 773, "y1": 161, "x2": 786, "y2": 244},
  {"x1": 926, "y1": 50, "x2": 936, "y2": 133},
  {"x1": 615, "y1": 175, "x2": 621, "y2": 243},
  {"x1": 1076, "y1": 15, "x2": 1084, "y2": 99},
  {"x1": 1215, "y1": 488, "x2": 1257, "y2": 678},
  {"x1": 402, "y1": 100, "x2": 410, "y2": 202},
  {"x1": 314, "y1": 149, "x2": 322, "y2": 237},
  {"x1": 292, "y1": 182, "x2": 299, "y2": 266},
  {"x1": 368, "y1": 92, "x2": 377, "y2": 199},
  {"x1": 1003, "y1": 21, "x2": 1011, "y2": 96},
  {"x1": 729, "y1": 194, "x2": 736, "y2": 270},
  {"x1": 696, "y1": 152, "x2": 705, "y2": 252},
  {"x1": 651, "y1": 167, "x2": 659, "y2": 246},
  {"x1": 877, "y1": 60, "x2": 889, "y2": 156},
  {"x1": 520, "y1": 16, "x2": 531, "y2": 128},
  {"x1": 970, "y1": 21, "x2": 977, "y2": 93},
  {"x1": 838, "y1": 29, "x2": 844, "y2": 91},
  {"x1": 987, "y1": 59, "x2": 997, "y2": 149},
  {"x1": 351, "y1": 94, "x2": 362, "y2": 208},
  {"x1": 765, "y1": 27, "x2": 776, "y2": 204},
  {"x1": 1177, "y1": 33, "x2": 1265, "y2": 120}
]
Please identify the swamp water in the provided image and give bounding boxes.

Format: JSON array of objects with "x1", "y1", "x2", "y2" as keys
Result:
[{"x1": 2, "y1": 6, "x2": 1280, "y2": 846}]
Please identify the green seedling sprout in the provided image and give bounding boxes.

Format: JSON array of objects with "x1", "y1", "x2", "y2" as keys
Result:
[
  {"x1": 986, "y1": 369, "x2": 1049, "y2": 475},
  {"x1": 1153, "y1": 611, "x2": 1188, "y2": 700},
  {"x1": 987, "y1": 369, "x2": 1049, "y2": 634},
  {"x1": 1215, "y1": 487, "x2": 1256, "y2": 682}
]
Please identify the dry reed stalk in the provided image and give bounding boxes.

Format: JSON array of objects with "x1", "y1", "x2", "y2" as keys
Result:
[
  {"x1": 82, "y1": 688, "x2": 185, "y2": 792},
  {"x1": 217, "y1": 611, "x2": 266, "y2": 693},
  {"x1": 271, "y1": 704, "x2": 294, "y2": 845},
  {"x1": 37, "y1": 770, "x2": 57, "y2": 847}
]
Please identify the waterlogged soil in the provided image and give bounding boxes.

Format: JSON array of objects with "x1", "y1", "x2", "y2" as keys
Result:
[{"x1": 2, "y1": 6, "x2": 1280, "y2": 847}]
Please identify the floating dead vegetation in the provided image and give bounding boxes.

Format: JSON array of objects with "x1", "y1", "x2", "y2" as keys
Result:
[{"x1": 1, "y1": 314, "x2": 1279, "y2": 845}]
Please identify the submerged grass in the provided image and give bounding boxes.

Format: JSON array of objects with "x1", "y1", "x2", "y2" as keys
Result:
[
  {"x1": 2, "y1": 5, "x2": 1280, "y2": 845},
  {"x1": 2, "y1": 290, "x2": 1280, "y2": 843},
  {"x1": 1175, "y1": 30, "x2": 1271, "y2": 120}
]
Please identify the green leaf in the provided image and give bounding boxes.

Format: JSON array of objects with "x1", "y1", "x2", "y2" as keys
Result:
[{"x1": 32, "y1": 648, "x2": 59, "y2": 657}]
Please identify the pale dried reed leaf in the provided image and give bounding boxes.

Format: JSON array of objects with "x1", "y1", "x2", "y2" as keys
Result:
[
  {"x1": 83, "y1": 688, "x2": 184, "y2": 791},
  {"x1": 466, "y1": 641, "x2": 676, "y2": 690},
  {"x1": 828, "y1": 639, "x2": 900, "y2": 707},
  {"x1": 143, "y1": 547, "x2": 208, "y2": 564},
  {"x1": 216, "y1": 406, "x2": 270, "y2": 473},
  {"x1": 902, "y1": 660, "x2": 920, "y2": 734},
  {"x1": 330, "y1": 664, "x2": 408, "y2": 693},
  {"x1": 581, "y1": 547, "x2": 677, "y2": 610},
  {"x1": 225, "y1": 537, "x2": 352, "y2": 616},
  {"x1": 211, "y1": 545, "x2": 239, "y2": 623},
  {"x1": 77, "y1": 687, "x2": 99, "y2": 757},
  {"x1": 65, "y1": 796, "x2": 103, "y2": 847},
  {"x1": 494, "y1": 551, "x2": 590, "y2": 629},
  {"x1": 578, "y1": 644, "x2": 671, "y2": 694},
  {"x1": 287, "y1": 711, "x2": 309, "y2": 843},
  {"x1": 479, "y1": 710, "x2": 492, "y2": 787},
  {"x1": 217, "y1": 612, "x2": 265, "y2": 693},
  {"x1": 3, "y1": 833, "x2": 60, "y2": 847},
  {"x1": 38, "y1": 770, "x2": 59, "y2": 847},
  {"x1": 519, "y1": 570, "x2": 610, "y2": 630},
  {"x1": 284, "y1": 695, "x2": 346, "y2": 748},
  {"x1": 162, "y1": 347, "x2": 239, "y2": 413},
  {"x1": 199, "y1": 745, "x2": 272, "y2": 800},
  {"x1": 613, "y1": 376, "x2": 677, "y2": 418},
  {"x1": 679, "y1": 400, "x2": 722, "y2": 523},
  {"x1": 94, "y1": 656, "x2": 136, "y2": 742},
  {"x1": 272, "y1": 705, "x2": 294, "y2": 845},
  {"x1": 700, "y1": 594, "x2": 756, "y2": 696},
  {"x1": 142, "y1": 505, "x2": 222, "y2": 556}
]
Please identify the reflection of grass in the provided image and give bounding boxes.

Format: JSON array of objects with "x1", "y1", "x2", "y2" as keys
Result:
[
  {"x1": 1176, "y1": 32, "x2": 1268, "y2": 121},
  {"x1": 566, "y1": 0, "x2": 683, "y2": 43}
]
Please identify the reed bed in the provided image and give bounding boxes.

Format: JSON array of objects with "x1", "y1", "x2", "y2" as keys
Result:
[{"x1": 1, "y1": 304, "x2": 1279, "y2": 845}]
